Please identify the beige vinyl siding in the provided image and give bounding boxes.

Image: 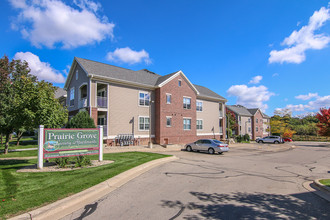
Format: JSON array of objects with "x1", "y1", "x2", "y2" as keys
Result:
[
  {"x1": 196, "y1": 100, "x2": 220, "y2": 135},
  {"x1": 108, "y1": 83, "x2": 155, "y2": 137},
  {"x1": 90, "y1": 81, "x2": 96, "y2": 108},
  {"x1": 240, "y1": 116, "x2": 252, "y2": 136}
]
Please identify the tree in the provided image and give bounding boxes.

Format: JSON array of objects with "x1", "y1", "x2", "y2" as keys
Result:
[
  {"x1": 226, "y1": 109, "x2": 238, "y2": 138},
  {"x1": 283, "y1": 128, "x2": 296, "y2": 138},
  {"x1": 66, "y1": 111, "x2": 96, "y2": 128},
  {"x1": 316, "y1": 108, "x2": 330, "y2": 136},
  {"x1": 270, "y1": 115, "x2": 287, "y2": 136},
  {"x1": 0, "y1": 55, "x2": 68, "y2": 154}
]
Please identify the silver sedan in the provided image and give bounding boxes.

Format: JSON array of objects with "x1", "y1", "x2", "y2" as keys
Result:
[{"x1": 185, "y1": 139, "x2": 229, "y2": 154}]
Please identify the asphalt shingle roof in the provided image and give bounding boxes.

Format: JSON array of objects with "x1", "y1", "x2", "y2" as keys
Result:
[
  {"x1": 194, "y1": 85, "x2": 227, "y2": 101},
  {"x1": 76, "y1": 57, "x2": 161, "y2": 87},
  {"x1": 55, "y1": 87, "x2": 66, "y2": 99},
  {"x1": 74, "y1": 57, "x2": 226, "y2": 101},
  {"x1": 226, "y1": 105, "x2": 253, "y2": 116}
]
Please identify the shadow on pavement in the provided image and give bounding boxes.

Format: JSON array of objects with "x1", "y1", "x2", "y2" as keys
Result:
[{"x1": 161, "y1": 191, "x2": 330, "y2": 219}]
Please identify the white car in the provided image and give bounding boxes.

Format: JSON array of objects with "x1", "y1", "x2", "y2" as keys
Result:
[
  {"x1": 185, "y1": 139, "x2": 229, "y2": 154},
  {"x1": 256, "y1": 136, "x2": 284, "y2": 144}
]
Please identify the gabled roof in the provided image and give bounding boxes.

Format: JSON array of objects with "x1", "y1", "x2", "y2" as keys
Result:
[
  {"x1": 64, "y1": 57, "x2": 226, "y2": 102},
  {"x1": 194, "y1": 85, "x2": 227, "y2": 102},
  {"x1": 226, "y1": 105, "x2": 253, "y2": 116},
  {"x1": 55, "y1": 87, "x2": 67, "y2": 99},
  {"x1": 75, "y1": 57, "x2": 161, "y2": 87},
  {"x1": 247, "y1": 108, "x2": 258, "y2": 115}
]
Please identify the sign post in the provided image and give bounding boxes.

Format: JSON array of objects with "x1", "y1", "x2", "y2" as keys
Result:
[
  {"x1": 38, "y1": 125, "x2": 44, "y2": 169},
  {"x1": 98, "y1": 125, "x2": 103, "y2": 162}
]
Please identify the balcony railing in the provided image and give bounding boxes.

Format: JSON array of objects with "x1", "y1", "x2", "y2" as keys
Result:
[
  {"x1": 219, "y1": 110, "x2": 223, "y2": 117},
  {"x1": 78, "y1": 98, "x2": 87, "y2": 109},
  {"x1": 97, "y1": 96, "x2": 107, "y2": 108},
  {"x1": 100, "y1": 125, "x2": 107, "y2": 137}
]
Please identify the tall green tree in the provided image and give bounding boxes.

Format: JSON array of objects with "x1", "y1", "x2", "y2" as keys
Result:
[{"x1": 0, "y1": 55, "x2": 68, "y2": 154}]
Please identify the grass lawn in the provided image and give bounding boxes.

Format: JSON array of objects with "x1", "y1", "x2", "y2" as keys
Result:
[
  {"x1": 320, "y1": 179, "x2": 330, "y2": 187},
  {"x1": 0, "y1": 152, "x2": 170, "y2": 219},
  {"x1": 1, "y1": 137, "x2": 38, "y2": 150}
]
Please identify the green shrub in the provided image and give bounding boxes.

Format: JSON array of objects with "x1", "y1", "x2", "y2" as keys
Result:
[
  {"x1": 66, "y1": 111, "x2": 96, "y2": 128},
  {"x1": 243, "y1": 134, "x2": 250, "y2": 141},
  {"x1": 55, "y1": 157, "x2": 70, "y2": 168},
  {"x1": 75, "y1": 155, "x2": 92, "y2": 167}
]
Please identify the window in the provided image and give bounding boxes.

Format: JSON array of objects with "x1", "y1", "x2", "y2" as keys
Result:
[
  {"x1": 256, "y1": 119, "x2": 259, "y2": 123},
  {"x1": 70, "y1": 87, "x2": 75, "y2": 106},
  {"x1": 139, "y1": 117, "x2": 150, "y2": 130},
  {"x1": 139, "y1": 92, "x2": 150, "y2": 106},
  {"x1": 183, "y1": 97, "x2": 191, "y2": 109},
  {"x1": 166, "y1": 94, "x2": 171, "y2": 104},
  {"x1": 196, "y1": 119, "x2": 203, "y2": 130},
  {"x1": 166, "y1": 117, "x2": 172, "y2": 127},
  {"x1": 256, "y1": 127, "x2": 258, "y2": 132},
  {"x1": 76, "y1": 70, "x2": 78, "y2": 80},
  {"x1": 178, "y1": 80, "x2": 182, "y2": 87},
  {"x1": 183, "y1": 118, "x2": 191, "y2": 130},
  {"x1": 196, "y1": 101, "x2": 203, "y2": 111},
  {"x1": 248, "y1": 127, "x2": 251, "y2": 132},
  {"x1": 248, "y1": 118, "x2": 251, "y2": 123}
]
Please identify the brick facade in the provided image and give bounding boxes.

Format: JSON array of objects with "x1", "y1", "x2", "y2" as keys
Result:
[
  {"x1": 155, "y1": 74, "x2": 197, "y2": 145},
  {"x1": 252, "y1": 110, "x2": 264, "y2": 140}
]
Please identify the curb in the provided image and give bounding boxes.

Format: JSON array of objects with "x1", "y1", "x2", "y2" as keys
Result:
[
  {"x1": 10, "y1": 155, "x2": 178, "y2": 220},
  {"x1": 302, "y1": 180, "x2": 330, "y2": 203},
  {"x1": 314, "y1": 179, "x2": 330, "y2": 193}
]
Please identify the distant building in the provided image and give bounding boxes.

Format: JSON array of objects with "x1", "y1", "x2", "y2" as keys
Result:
[
  {"x1": 55, "y1": 87, "x2": 67, "y2": 107},
  {"x1": 226, "y1": 105, "x2": 270, "y2": 139}
]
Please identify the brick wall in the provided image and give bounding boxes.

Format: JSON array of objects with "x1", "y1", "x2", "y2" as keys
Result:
[
  {"x1": 252, "y1": 110, "x2": 264, "y2": 140},
  {"x1": 155, "y1": 74, "x2": 197, "y2": 145}
]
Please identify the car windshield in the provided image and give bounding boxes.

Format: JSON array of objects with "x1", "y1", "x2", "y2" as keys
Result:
[{"x1": 213, "y1": 140, "x2": 223, "y2": 144}]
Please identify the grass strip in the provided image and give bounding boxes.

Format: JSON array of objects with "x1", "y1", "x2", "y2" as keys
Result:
[
  {"x1": 319, "y1": 179, "x2": 330, "y2": 187},
  {"x1": 0, "y1": 152, "x2": 170, "y2": 219},
  {"x1": 0, "y1": 150, "x2": 38, "y2": 158}
]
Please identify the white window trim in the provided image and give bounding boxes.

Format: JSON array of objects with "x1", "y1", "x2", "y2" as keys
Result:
[
  {"x1": 138, "y1": 91, "x2": 151, "y2": 107},
  {"x1": 166, "y1": 116, "x2": 172, "y2": 127},
  {"x1": 178, "y1": 79, "x2": 182, "y2": 87},
  {"x1": 183, "y1": 117, "x2": 192, "y2": 130},
  {"x1": 138, "y1": 116, "x2": 150, "y2": 131},
  {"x1": 78, "y1": 82, "x2": 88, "y2": 101},
  {"x1": 166, "y1": 93, "x2": 171, "y2": 104},
  {"x1": 70, "y1": 87, "x2": 75, "y2": 107},
  {"x1": 196, "y1": 100, "x2": 203, "y2": 112},
  {"x1": 183, "y1": 96, "x2": 192, "y2": 110},
  {"x1": 196, "y1": 119, "x2": 203, "y2": 130}
]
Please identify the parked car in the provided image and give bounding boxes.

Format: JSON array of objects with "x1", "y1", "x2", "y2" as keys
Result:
[
  {"x1": 283, "y1": 137, "x2": 293, "y2": 142},
  {"x1": 185, "y1": 139, "x2": 229, "y2": 154},
  {"x1": 256, "y1": 136, "x2": 284, "y2": 144}
]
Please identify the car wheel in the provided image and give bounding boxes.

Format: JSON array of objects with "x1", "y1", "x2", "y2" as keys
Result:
[
  {"x1": 274, "y1": 141, "x2": 279, "y2": 144},
  {"x1": 186, "y1": 145, "x2": 192, "y2": 152},
  {"x1": 208, "y1": 148, "x2": 215, "y2": 154},
  {"x1": 258, "y1": 140, "x2": 263, "y2": 144},
  {"x1": 218, "y1": 152, "x2": 223, "y2": 155}
]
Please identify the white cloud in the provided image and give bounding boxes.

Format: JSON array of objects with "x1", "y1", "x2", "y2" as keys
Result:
[
  {"x1": 14, "y1": 52, "x2": 66, "y2": 83},
  {"x1": 272, "y1": 73, "x2": 279, "y2": 77},
  {"x1": 9, "y1": 0, "x2": 114, "y2": 49},
  {"x1": 227, "y1": 85, "x2": 275, "y2": 111},
  {"x1": 295, "y1": 92, "x2": 318, "y2": 100},
  {"x1": 106, "y1": 47, "x2": 151, "y2": 64},
  {"x1": 275, "y1": 95, "x2": 330, "y2": 115},
  {"x1": 269, "y1": 6, "x2": 330, "y2": 64},
  {"x1": 248, "y1": 75, "x2": 262, "y2": 84}
]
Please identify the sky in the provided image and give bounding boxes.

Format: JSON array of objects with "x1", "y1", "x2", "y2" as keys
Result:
[{"x1": 1, "y1": 0, "x2": 330, "y2": 117}]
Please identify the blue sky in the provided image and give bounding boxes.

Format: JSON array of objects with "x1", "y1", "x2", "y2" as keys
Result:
[{"x1": 1, "y1": 0, "x2": 330, "y2": 116}]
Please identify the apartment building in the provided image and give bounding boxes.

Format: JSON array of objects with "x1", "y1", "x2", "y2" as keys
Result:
[
  {"x1": 226, "y1": 105, "x2": 270, "y2": 139},
  {"x1": 64, "y1": 57, "x2": 227, "y2": 145}
]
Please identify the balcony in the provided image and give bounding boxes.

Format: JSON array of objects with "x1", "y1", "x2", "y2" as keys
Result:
[
  {"x1": 219, "y1": 110, "x2": 223, "y2": 117},
  {"x1": 99, "y1": 125, "x2": 107, "y2": 137},
  {"x1": 78, "y1": 98, "x2": 87, "y2": 109},
  {"x1": 97, "y1": 96, "x2": 107, "y2": 108}
]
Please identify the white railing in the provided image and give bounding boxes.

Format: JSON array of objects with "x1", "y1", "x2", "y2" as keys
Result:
[
  {"x1": 97, "y1": 96, "x2": 107, "y2": 108},
  {"x1": 78, "y1": 98, "x2": 87, "y2": 109}
]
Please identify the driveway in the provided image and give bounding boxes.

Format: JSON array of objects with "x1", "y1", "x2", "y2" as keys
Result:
[{"x1": 62, "y1": 143, "x2": 330, "y2": 220}]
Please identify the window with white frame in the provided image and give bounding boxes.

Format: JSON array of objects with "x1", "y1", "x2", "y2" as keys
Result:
[
  {"x1": 166, "y1": 116, "x2": 172, "y2": 127},
  {"x1": 196, "y1": 101, "x2": 203, "y2": 111},
  {"x1": 183, "y1": 97, "x2": 191, "y2": 109},
  {"x1": 139, "y1": 116, "x2": 150, "y2": 130},
  {"x1": 178, "y1": 80, "x2": 182, "y2": 87},
  {"x1": 166, "y1": 94, "x2": 171, "y2": 104},
  {"x1": 183, "y1": 118, "x2": 191, "y2": 130},
  {"x1": 70, "y1": 87, "x2": 75, "y2": 106},
  {"x1": 248, "y1": 118, "x2": 251, "y2": 123},
  {"x1": 248, "y1": 127, "x2": 251, "y2": 132},
  {"x1": 139, "y1": 92, "x2": 150, "y2": 106},
  {"x1": 196, "y1": 119, "x2": 203, "y2": 130}
]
